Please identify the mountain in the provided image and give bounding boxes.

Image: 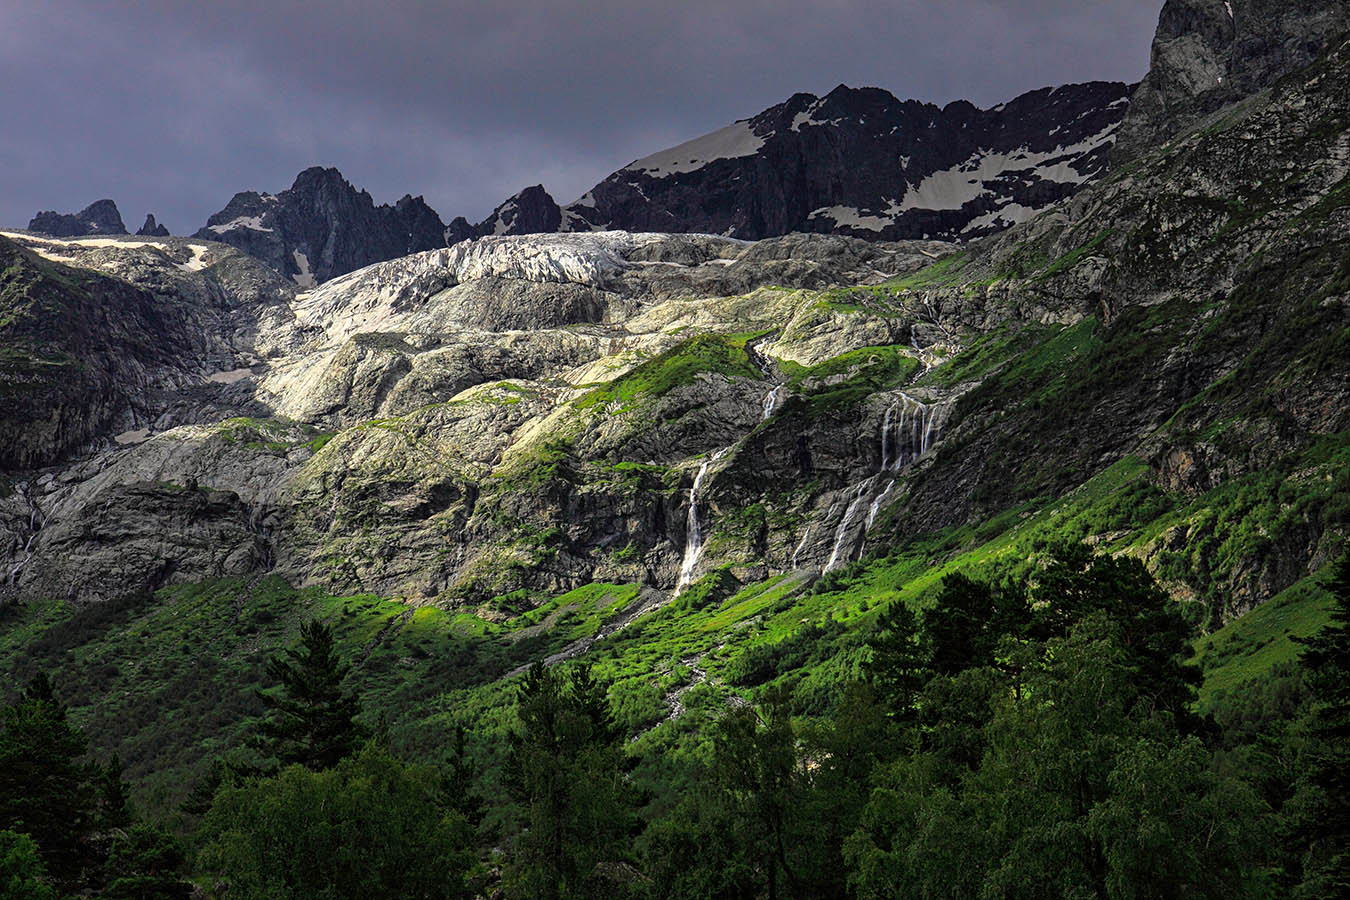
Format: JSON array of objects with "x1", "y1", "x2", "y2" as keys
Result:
[
  {"x1": 193, "y1": 166, "x2": 447, "y2": 285},
  {"x1": 1113, "y1": 0, "x2": 1347, "y2": 162},
  {"x1": 136, "y1": 214, "x2": 170, "y2": 237},
  {"x1": 446, "y1": 184, "x2": 565, "y2": 242},
  {"x1": 0, "y1": 0, "x2": 1347, "y2": 837},
  {"x1": 28, "y1": 199, "x2": 128, "y2": 236},
  {"x1": 453, "y1": 80, "x2": 1132, "y2": 243}
]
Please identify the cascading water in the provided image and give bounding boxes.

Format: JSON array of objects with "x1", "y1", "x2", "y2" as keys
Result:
[
  {"x1": 762, "y1": 384, "x2": 783, "y2": 420},
  {"x1": 6, "y1": 484, "x2": 44, "y2": 586},
  {"x1": 866, "y1": 479, "x2": 896, "y2": 530},
  {"x1": 750, "y1": 334, "x2": 785, "y2": 421},
  {"x1": 825, "y1": 482, "x2": 871, "y2": 572},
  {"x1": 821, "y1": 393, "x2": 948, "y2": 572},
  {"x1": 676, "y1": 448, "x2": 730, "y2": 592}
]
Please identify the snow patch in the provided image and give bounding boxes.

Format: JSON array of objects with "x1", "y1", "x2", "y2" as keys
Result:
[
  {"x1": 291, "y1": 250, "x2": 316, "y2": 288},
  {"x1": 207, "y1": 367, "x2": 254, "y2": 384},
  {"x1": 809, "y1": 200, "x2": 903, "y2": 232},
  {"x1": 900, "y1": 122, "x2": 1118, "y2": 212},
  {"x1": 625, "y1": 121, "x2": 765, "y2": 177},
  {"x1": 962, "y1": 202, "x2": 1040, "y2": 234},
  {"x1": 208, "y1": 215, "x2": 273, "y2": 234},
  {"x1": 180, "y1": 244, "x2": 211, "y2": 271}
]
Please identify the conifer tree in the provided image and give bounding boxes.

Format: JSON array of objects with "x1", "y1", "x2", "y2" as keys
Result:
[
  {"x1": 0, "y1": 673, "x2": 99, "y2": 886},
  {"x1": 504, "y1": 662, "x2": 637, "y2": 900},
  {"x1": 255, "y1": 620, "x2": 365, "y2": 770},
  {"x1": 1291, "y1": 553, "x2": 1350, "y2": 898},
  {"x1": 864, "y1": 600, "x2": 930, "y2": 723}
]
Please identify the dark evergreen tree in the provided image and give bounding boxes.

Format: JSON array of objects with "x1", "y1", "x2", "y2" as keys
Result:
[
  {"x1": 255, "y1": 620, "x2": 365, "y2": 770},
  {"x1": 864, "y1": 600, "x2": 930, "y2": 723},
  {"x1": 199, "y1": 745, "x2": 473, "y2": 900},
  {"x1": 98, "y1": 753, "x2": 133, "y2": 830},
  {"x1": 1290, "y1": 553, "x2": 1350, "y2": 898},
  {"x1": 1031, "y1": 542, "x2": 1201, "y2": 724},
  {"x1": 0, "y1": 673, "x2": 99, "y2": 886},
  {"x1": 926, "y1": 572, "x2": 1000, "y2": 675},
  {"x1": 103, "y1": 824, "x2": 193, "y2": 900},
  {"x1": 503, "y1": 662, "x2": 638, "y2": 900},
  {"x1": 709, "y1": 688, "x2": 805, "y2": 900}
]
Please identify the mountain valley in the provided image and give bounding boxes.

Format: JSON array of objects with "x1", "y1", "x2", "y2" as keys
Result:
[{"x1": 2, "y1": 1, "x2": 1349, "y2": 896}]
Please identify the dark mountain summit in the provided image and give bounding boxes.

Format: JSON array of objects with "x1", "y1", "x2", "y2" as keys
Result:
[
  {"x1": 447, "y1": 185, "x2": 565, "y2": 243},
  {"x1": 193, "y1": 166, "x2": 447, "y2": 285},
  {"x1": 136, "y1": 214, "x2": 170, "y2": 237},
  {"x1": 28, "y1": 199, "x2": 128, "y2": 237},
  {"x1": 453, "y1": 80, "x2": 1132, "y2": 243},
  {"x1": 1114, "y1": 0, "x2": 1347, "y2": 162}
]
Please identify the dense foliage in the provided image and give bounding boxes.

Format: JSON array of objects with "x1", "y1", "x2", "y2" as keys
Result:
[{"x1": 1, "y1": 547, "x2": 1346, "y2": 899}]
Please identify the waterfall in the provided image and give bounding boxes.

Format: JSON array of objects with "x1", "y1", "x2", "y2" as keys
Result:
[
  {"x1": 814, "y1": 394, "x2": 949, "y2": 573},
  {"x1": 888, "y1": 392, "x2": 944, "y2": 469},
  {"x1": 866, "y1": 479, "x2": 896, "y2": 530},
  {"x1": 825, "y1": 481, "x2": 872, "y2": 573},
  {"x1": 6, "y1": 484, "x2": 44, "y2": 586},
  {"x1": 879, "y1": 402, "x2": 897, "y2": 469},
  {"x1": 676, "y1": 448, "x2": 729, "y2": 592},
  {"x1": 762, "y1": 384, "x2": 783, "y2": 420}
]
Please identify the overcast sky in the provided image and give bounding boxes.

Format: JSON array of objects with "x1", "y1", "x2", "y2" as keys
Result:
[{"x1": 0, "y1": 1, "x2": 1161, "y2": 233}]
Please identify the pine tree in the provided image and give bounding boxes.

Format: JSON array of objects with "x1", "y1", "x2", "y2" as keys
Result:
[
  {"x1": 1291, "y1": 553, "x2": 1350, "y2": 898},
  {"x1": 255, "y1": 620, "x2": 365, "y2": 770},
  {"x1": 865, "y1": 600, "x2": 930, "y2": 723},
  {"x1": 103, "y1": 824, "x2": 192, "y2": 900},
  {"x1": 0, "y1": 673, "x2": 99, "y2": 886},
  {"x1": 1032, "y1": 542, "x2": 1201, "y2": 724},
  {"x1": 503, "y1": 662, "x2": 637, "y2": 900}
]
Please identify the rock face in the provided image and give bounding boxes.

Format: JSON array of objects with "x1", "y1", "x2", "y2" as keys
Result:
[
  {"x1": 193, "y1": 167, "x2": 448, "y2": 285},
  {"x1": 1113, "y1": 0, "x2": 1349, "y2": 162},
  {"x1": 28, "y1": 199, "x2": 128, "y2": 237},
  {"x1": 136, "y1": 214, "x2": 170, "y2": 237},
  {"x1": 0, "y1": 15, "x2": 1345, "y2": 631},
  {"x1": 451, "y1": 81, "x2": 1132, "y2": 243},
  {"x1": 450, "y1": 185, "x2": 565, "y2": 241}
]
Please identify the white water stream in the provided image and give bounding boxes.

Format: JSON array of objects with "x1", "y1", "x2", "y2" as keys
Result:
[
  {"x1": 676, "y1": 448, "x2": 730, "y2": 592},
  {"x1": 6, "y1": 485, "x2": 44, "y2": 585},
  {"x1": 820, "y1": 393, "x2": 948, "y2": 572}
]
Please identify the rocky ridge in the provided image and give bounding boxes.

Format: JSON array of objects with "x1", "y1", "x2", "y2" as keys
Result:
[
  {"x1": 192, "y1": 166, "x2": 448, "y2": 287},
  {"x1": 136, "y1": 214, "x2": 170, "y2": 237},
  {"x1": 1113, "y1": 0, "x2": 1349, "y2": 162},
  {"x1": 1, "y1": 15, "x2": 1346, "y2": 635},
  {"x1": 457, "y1": 80, "x2": 1133, "y2": 244},
  {"x1": 28, "y1": 199, "x2": 128, "y2": 237}
]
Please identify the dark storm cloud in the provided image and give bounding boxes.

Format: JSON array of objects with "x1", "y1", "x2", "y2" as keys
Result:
[{"x1": 0, "y1": 0, "x2": 1160, "y2": 233}]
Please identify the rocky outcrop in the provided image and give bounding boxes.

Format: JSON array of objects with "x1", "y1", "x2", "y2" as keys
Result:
[
  {"x1": 0, "y1": 232, "x2": 300, "y2": 470},
  {"x1": 28, "y1": 199, "x2": 128, "y2": 237},
  {"x1": 449, "y1": 186, "x2": 565, "y2": 242},
  {"x1": 451, "y1": 81, "x2": 1132, "y2": 244},
  {"x1": 1113, "y1": 0, "x2": 1349, "y2": 162},
  {"x1": 136, "y1": 214, "x2": 170, "y2": 237},
  {"x1": 193, "y1": 167, "x2": 448, "y2": 285},
  {"x1": 1, "y1": 18, "x2": 1346, "y2": 627}
]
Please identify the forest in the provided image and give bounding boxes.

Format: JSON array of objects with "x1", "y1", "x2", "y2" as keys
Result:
[{"x1": 2, "y1": 543, "x2": 1347, "y2": 900}]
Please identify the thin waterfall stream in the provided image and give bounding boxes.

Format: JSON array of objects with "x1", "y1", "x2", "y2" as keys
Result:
[{"x1": 677, "y1": 447, "x2": 730, "y2": 593}]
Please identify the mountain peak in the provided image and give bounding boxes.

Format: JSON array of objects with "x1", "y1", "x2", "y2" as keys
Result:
[
  {"x1": 194, "y1": 168, "x2": 446, "y2": 284},
  {"x1": 136, "y1": 213, "x2": 170, "y2": 237},
  {"x1": 469, "y1": 78, "x2": 1132, "y2": 243},
  {"x1": 28, "y1": 199, "x2": 128, "y2": 237}
]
